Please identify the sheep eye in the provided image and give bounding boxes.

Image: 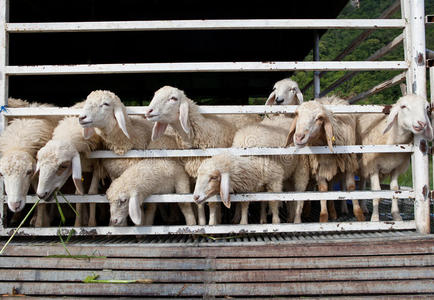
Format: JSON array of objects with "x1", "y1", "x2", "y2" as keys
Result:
[
  {"x1": 210, "y1": 176, "x2": 219, "y2": 181},
  {"x1": 169, "y1": 97, "x2": 178, "y2": 101},
  {"x1": 102, "y1": 103, "x2": 110, "y2": 107},
  {"x1": 400, "y1": 105, "x2": 407, "y2": 109},
  {"x1": 120, "y1": 198, "x2": 127, "y2": 204},
  {"x1": 59, "y1": 162, "x2": 70, "y2": 169}
]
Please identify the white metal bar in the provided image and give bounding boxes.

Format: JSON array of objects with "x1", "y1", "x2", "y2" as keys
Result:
[
  {"x1": 87, "y1": 145, "x2": 414, "y2": 159},
  {"x1": 0, "y1": 221, "x2": 416, "y2": 236},
  {"x1": 20, "y1": 190, "x2": 415, "y2": 204},
  {"x1": 431, "y1": 67, "x2": 434, "y2": 201},
  {"x1": 0, "y1": 0, "x2": 8, "y2": 232},
  {"x1": 348, "y1": 72, "x2": 406, "y2": 104},
  {"x1": 5, "y1": 19, "x2": 405, "y2": 33},
  {"x1": 4, "y1": 61, "x2": 408, "y2": 76},
  {"x1": 409, "y1": 0, "x2": 430, "y2": 234},
  {"x1": 1, "y1": 105, "x2": 396, "y2": 117}
]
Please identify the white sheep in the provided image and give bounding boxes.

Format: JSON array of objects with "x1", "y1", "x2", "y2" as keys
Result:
[
  {"x1": 0, "y1": 99, "x2": 58, "y2": 228},
  {"x1": 193, "y1": 152, "x2": 286, "y2": 224},
  {"x1": 36, "y1": 101, "x2": 103, "y2": 227},
  {"x1": 285, "y1": 96, "x2": 364, "y2": 223},
  {"x1": 357, "y1": 94, "x2": 433, "y2": 222},
  {"x1": 265, "y1": 78, "x2": 303, "y2": 106},
  {"x1": 230, "y1": 120, "x2": 310, "y2": 224},
  {"x1": 79, "y1": 90, "x2": 196, "y2": 226},
  {"x1": 145, "y1": 86, "x2": 238, "y2": 225},
  {"x1": 107, "y1": 158, "x2": 195, "y2": 226}
]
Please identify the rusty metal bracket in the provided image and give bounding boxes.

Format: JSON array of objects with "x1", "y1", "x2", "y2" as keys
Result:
[{"x1": 429, "y1": 190, "x2": 434, "y2": 200}]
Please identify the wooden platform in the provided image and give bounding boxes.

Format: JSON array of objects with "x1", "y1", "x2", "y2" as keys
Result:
[{"x1": 0, "y1": 231, "x2": 433, "y2": 298}]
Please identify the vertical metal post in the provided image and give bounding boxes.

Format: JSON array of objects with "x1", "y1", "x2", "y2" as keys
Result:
[
  {"x1": 313, "y1": 30, "x2": 320, "y2": 99},
  {"x1": 430, "y1": 67, "x2": 434, "y2": 204},
  {"x1": 408, "y1": 0, "x2": 430, "y2": 234},
  {"x1": 0, "y1": 0, "x2": 8, "y2": 230}
]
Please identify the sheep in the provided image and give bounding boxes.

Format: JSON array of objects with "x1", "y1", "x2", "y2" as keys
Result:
[
  {"x1": 78, "y1": 90, "x2": 153, "y2": 155},
  {"x1": 265, "y1": 78, "x2": 303, "y2": 106},
  {"x1": 285, "y1": 96, "x2": 364, "y2": 223},
  {"x1": 36, "y1": 101, "x2": 103, "y2": 227},
  {"x1": 357, "y1": 94, "x2": 433, "y2": 222},
  {"x1": 79, "y1": 90, "x2": 196, "y2": 226},
  {"x1": 145, "y1": 86, "x2": 238, "y2": 225},
  {"x1": 0, "y1": 100, "x2": 58, "y2": 225},
  {"x1": 107, "y1": 158, "x2": 195, "y2": 226},
  {"x1": 193, "y1": 152, "x2": 286, "y2": 224},
  {"x1": 230, "y1": 120, "x2": 310, "y2": 224}
]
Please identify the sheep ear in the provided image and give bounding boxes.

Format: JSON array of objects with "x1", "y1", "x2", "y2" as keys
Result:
[
  {"x1": 82, "y1": 127, "x2": 95, "y2": 140},
  {"x1": 323, "y1": 115, "x2": 334, "y2": 152},
  {"x1": 383, "y1": 105, "x2": 399, "y2": 134},
  {"x1": 295, "y1": 87, "x2": 304, "y2": 104},
  {"x1": 285, "y1": 116, "x2": 298, "y2": 147},
  {"x1": 423, "y1": 110, "x2": 433, "y2": 141},
  {"x1": 265, "y1": 91, "x2": 276, "y2": 105},
  {"x1": 129, "y1": 194, "x2": 142, "y2": 225},
  {"x1": 114, "y1": 106, "x2": 130, "y2": 139},
  {"x1": 72, "y1": 153, "x2": 84, "y2": 195},
  {"x1": 152, "y1": 122, "x2": 168, "y2": 141},
  {"x1": 179, "y1": 101, "x2": 190, "y2": 134},
  {"x1": 220, "y1": 172, "x2": 231, "y2": 208}
]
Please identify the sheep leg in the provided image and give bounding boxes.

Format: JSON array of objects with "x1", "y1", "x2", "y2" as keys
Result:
[
  {"x1": 143, "y1": 204, "x2": 158, "y2": 225},
  {"x1": 318, "y1": 179, "x2": 328, "y2": 223},
  {"x1": 208, "y1": 202, "x2": 220, "y2": 225},
  {"x1": 175, "y1": 176, "x2": 196, "y2": 225},
  {"x1": 294, "y1": 201, "x2": 304, "y2": 224},
  {"x1": 197, "y1": 204, "x2": 206, "y2": 225},
  {"x1": 346, "y1": 172, "x2": 365, "y2": 221},
  {"x1": 328, "y1": 201, "x2": 337, "y2": 220},
  {"x1": 260, "y1": 202, "x2": 267, "y2": 224},
  {"x1": 87, "y1": 170, "x2": 100, "y2": 227},
  {"x1": 286, "y1": 202, "x2": 296, "y2": 223},
  {"x1": 232, "y1": 203, "x2": 241, "y2": 224},
  {"x1": 267, "y1": 181, "x2": 282, "y2": 224},
  {"x1": 359, "y1": 177, "x2": 369, "y2": 214},
  {"x1": 370, "y1": 172, "x2": 381, "y2": 222},
  {"x1": 240, "y1": 202, "x2": 249, "y2": 225},
  {"x1": 390, "y1": 171, "x2": 402, "y2": 221}
]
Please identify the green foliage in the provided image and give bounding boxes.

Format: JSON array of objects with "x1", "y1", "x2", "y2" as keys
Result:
[{"x1": 292, "y1": 0, "x2": 434, "y2": 104}]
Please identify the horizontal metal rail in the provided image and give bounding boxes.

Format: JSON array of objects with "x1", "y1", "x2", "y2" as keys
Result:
[
  {"x1": 19, "y1": 190, "x2": 414, "y2": 204},
  {"x1": 4, "y1": 61, "x2": 408, "y2": 76},
  {"x1": 5, "y1": 19, "x2": 405, "y2": 33},
  {"x1": 87, "y1": 145, "x2": 414, "y2": 158},
  {"x1": 2, "y1": 104, "x2": 394, "y2": 116},
  {"x1": 0, "y1": 221, "x2": 416, "y2": 236}
]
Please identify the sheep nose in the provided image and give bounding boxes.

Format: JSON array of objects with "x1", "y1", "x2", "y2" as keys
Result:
[
  {"x1": 295, "y1": 133, "x2": 305, "y2": 143},
  {"x1": 418, "y1": 121, "x2": 426, "y2": 128},
  {"x1": 10, "y1": 201, "x2": 21, "y2": 211},
  {"x1": 275, "y1": 98, "x2": 284, "y2": 104},
  {"x1": 110, "y1": 218, "x2": 119, "y2": 226},
  {"x1": 37, "y1": 192, "x2": 48, "y2": 200},
  {"x1": 193, "y1": 195, "x2": 200, "y2": 202},
  {"x1": 145, "y1": 108, "x2": 153, "y2": 117},
  {"x1": 78, "y1": 115, "x2": 87, "y2": 122}
]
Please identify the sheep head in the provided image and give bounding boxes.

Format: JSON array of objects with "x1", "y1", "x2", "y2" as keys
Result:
[
  {"x1": 0, "y1": 151, "x2": 35, "y2": 212},
  {"x1": 266, "y1": 78, "x2": 303, "y2": 105},
  {"x1": 36, "y1": 140, "x2": 84, "y2": 202},
  {"x1": 193, "y1": 154, "x2": 232, "y2": 208},
  {"x1": 107, "y1": 179, "x2": 143, "y2": 226},
  {"x1": 285, "y1": 101, "x2": 335, "y2": 152},
  {"x1": 145, "y1": 86, "x2": 190, "y2": 141},
  {"x1": 79, "y1": 90, "x2": 130, "y2": 140},
  {"x1": 383, "y1": 94, "x2": 433, "y2": 141}
]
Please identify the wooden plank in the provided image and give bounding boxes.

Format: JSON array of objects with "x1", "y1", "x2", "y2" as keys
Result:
[
  {"x1": 0, "y1": 280, "x2": 433, "y2": 296},
  {"x1": 0, "y1": 254, "x2": 432, "y2": 270},
  {"x1": 3, "y1": 236, "x2": 433, "y2": 258},
  {"x1": 5, "y1": 19, "x2": 405, "y2": 33},
  {"x1": 5, "y1": 61, "x2": 408, "y2": 76},
  {"x1": 1, "y1": 267, "x2": 432, "y2": 283},
  {"x1": 0, "y1": 221, "x2": 417, "y2": 237}
]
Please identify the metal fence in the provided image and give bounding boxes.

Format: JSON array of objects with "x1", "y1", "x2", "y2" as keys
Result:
[{"x1": 0, "y1": 0, "x2": 430, "y2": 236}]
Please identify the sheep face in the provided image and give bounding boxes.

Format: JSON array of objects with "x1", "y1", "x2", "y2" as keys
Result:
[
  {"x1": 193, "y1": 157, "x2": 231, "y2": 208},
  {"x1": 266, "y1": 78, "x2": 303, "y2": 105},
  {"x1": 79, "y1": 90, "x2": 130, "y2": 139},
  {"x1": 107, "y1": 181, "x2": 143, "y2": 226},
  {"x1": 0, "y1": 152, "x2": 35, "y2": 212},
  {"x1": 145, "y1": 86, "x2": 190, "y2": 140},
  {"x1": 286, "y1": 101, "x2": 334, "y2": 151},
  {"x1": 36, "y1": 141, "x2": 84, "y2": 201},
  {"x1": 384, "y1": 95, "x2": 433, "y2": 140}
]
